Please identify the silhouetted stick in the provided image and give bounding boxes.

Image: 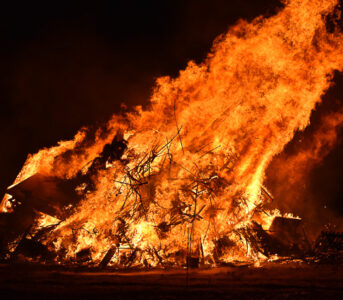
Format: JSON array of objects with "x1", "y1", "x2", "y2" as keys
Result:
[{"x1": 173, "y1": 99, "x2": 184, "y2": 154}]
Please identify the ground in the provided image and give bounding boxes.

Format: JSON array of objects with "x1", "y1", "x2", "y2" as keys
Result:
[{"x1": 0, "y1": 262, "x2": 343, "y2": 299}]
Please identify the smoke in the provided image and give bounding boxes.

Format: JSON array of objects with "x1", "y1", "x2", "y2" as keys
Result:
[{"x1": 266, "y1": 108, "x2": 343, "y2": 232}]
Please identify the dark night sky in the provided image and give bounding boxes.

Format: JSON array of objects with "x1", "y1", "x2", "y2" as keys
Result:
[{"x1": 1, "y1": 0, "x2": 343, "y2": 224}]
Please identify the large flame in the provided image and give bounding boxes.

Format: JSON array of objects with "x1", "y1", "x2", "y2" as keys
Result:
[{"x1": 3, "y1": 0, "x2": 343, "y2": 266}]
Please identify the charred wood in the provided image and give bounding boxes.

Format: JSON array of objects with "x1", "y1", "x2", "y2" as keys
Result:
[
  {"x1": 76, "y1": 248, "x2": 92, "y2": 264},
  {"x1": 11, "y1": 237, "x2": 55, "y2": 262},
  {"x1": 99, "y1": 246, "x2": 116, "y2": 269},
  {"x1": 6, "y1": 174, "x2": 80, "y2": 220}
]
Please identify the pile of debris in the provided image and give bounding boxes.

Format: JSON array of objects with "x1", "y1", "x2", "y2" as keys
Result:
[
  {"x1": 1, "y1": 183, "x2": 341, "y2": 268},
  {"x1": 0, "y1": 133, "x2": 342, "y2": 268},
  {"x1": 0, "y1": 134, "x2": 127, "y2": 265},
  {"x1": 311, "y1": 227, "x2": 343, "y2": 264}
]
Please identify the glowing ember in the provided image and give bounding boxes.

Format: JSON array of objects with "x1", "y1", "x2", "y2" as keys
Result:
[{"x1": 2, "y1": 0, "x2": 343, "y2": 267}]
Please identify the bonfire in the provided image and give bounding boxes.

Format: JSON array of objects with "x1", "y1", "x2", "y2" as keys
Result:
[{"x1": 1, "y1": 0, "x2": 343, "y2": 268}]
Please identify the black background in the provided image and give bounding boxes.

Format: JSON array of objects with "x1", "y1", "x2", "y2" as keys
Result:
[{"x1": 1, "y1": 0, "x2": 343, "y2": 223}]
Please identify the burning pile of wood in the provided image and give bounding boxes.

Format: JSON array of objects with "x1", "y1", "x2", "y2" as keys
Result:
[
  {"x1": 0, "y1": 133, "x2": 128, "y2": 265},
  {"x1": 2, "y1": 0, "x2": 343, "y2": 269},
  {"x1": 0, "y1": 133, "x2": 341, "y2": 268}
]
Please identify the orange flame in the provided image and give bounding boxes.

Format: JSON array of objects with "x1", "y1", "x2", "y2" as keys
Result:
[{"x1": 2, "y1": 0, "x2": 343, "y2": 266}]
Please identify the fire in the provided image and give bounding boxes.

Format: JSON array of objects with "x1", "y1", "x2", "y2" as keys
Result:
[{"x1": 2, "y1": 0, "x2": 343, "y2": 267}]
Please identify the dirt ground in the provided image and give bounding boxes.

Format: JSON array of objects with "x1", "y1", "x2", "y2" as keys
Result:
[{"x1": 0, "y1": 262, "x2": 343, "y2": 299}]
